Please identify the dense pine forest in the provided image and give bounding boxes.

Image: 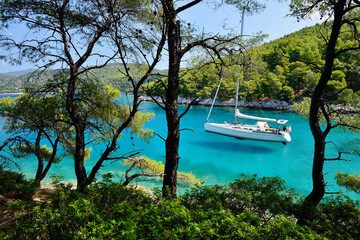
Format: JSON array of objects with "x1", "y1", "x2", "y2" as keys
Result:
[{"x1": 148, "y1": 23, "x2": 359, "y2": 105}]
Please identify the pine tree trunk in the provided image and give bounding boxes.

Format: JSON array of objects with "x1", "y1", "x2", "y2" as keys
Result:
[
  {"x1": 34, "y1": 130, "x2": 43, "y2": 186},
  {"x1": 74, "y1": 124, "x2": 88, "y2": 190},
  {"x1": 305, "y1": 0, "x2": 345, "y2": 206},
  {"x1": 162, "y1": 0, "x2": 181, "y2": 198},
  {"x1": 163, "y1": 103, "x2": 180, "y2": 197},
  {"x1": 66, "y1": 75, "x2": 88, "y2": 191},
  {"x1": 305, "y1": 136, "x2": 326, "y2": 204}
]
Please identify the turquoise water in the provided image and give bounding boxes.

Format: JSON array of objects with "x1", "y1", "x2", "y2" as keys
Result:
[{"x1": 1, "y1": 94, "x2": 360, "y2": 198}]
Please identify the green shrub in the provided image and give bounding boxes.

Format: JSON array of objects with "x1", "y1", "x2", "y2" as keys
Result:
[
  {"x1": 2, "y1": 175, "x2": 359, "y2": 239},
  {"x1": 225, "y1": 174, "x2": 300, "y2": 220},
  {"x1": 0, "y1": 166, "x2": 36, "y2": 200},
  {"x1": 181, "y1": 184, "x2": 227, "y2": 211},
  {"x1": 2, "y1": 180, "x2": 154, "y2": 239},
  {"x1": 301, "y1": 195, "x2": 360, "y2": 240},
  {"x1": 181, "y1": 174, "x2": 300, "y2": 222}
]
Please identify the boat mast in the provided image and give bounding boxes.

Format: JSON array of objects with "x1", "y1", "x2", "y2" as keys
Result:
[{"x1": 234, "y1": 7, "x2": 245, "y2": 124}]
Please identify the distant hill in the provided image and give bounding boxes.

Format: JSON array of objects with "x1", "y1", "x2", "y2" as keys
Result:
[
  {"x1": 0, "y1": 70, "x2": 52, "y2": 93},
  {"x1": 0, "y1": 64, "x2": 167, "y2": 93},
  {"x1": 0, "y1": 69, "x2": 35, "y2": 77}
]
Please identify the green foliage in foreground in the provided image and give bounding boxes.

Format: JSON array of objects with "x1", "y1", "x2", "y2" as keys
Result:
[
  {"x1": 1, "y1": 173, "x2": 360, "y2": 239},
  {"x1": 336, "y1": 172, "x2": 360, "y2": 194},
  {"x1": 0, "y1": 166, "x2": 36, "y2": 200},
  {"x1": 122, "y1": 156, "x2": 201, "y2": 186}
]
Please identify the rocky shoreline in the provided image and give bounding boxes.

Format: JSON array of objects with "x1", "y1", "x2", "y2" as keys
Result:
[
  {"x1": 141, "y1": 96, "x2": 295, "y2": 111},
  {"x1": 141, "y1": 96, "x2": 359, "y2": 113},
  {"x1": 1, "y1": 93, "x2": 356, "y2": 112}
]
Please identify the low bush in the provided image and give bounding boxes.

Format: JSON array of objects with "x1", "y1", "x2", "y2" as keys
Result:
[
  {"x1": 301, "y1": 195, "x2": 360, "y2": 240},
  {"x1": 181, "y1": 174, "x2": 300, "y2": 221},
  {"x1": 0, "y1": 166, "x2": 36, "y2": 200},
  {"x1": 1, "y1": 174, "x2": 359, "y2": 239}
]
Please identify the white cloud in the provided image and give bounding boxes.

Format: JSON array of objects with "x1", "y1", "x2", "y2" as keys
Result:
[{"x1": 1, "y1": 60, "x2": 6, "y2": 66}]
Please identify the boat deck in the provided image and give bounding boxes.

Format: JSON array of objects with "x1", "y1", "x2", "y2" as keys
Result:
[{"x1": 204, "y1": 122, "x2": 291, "y2": 143}]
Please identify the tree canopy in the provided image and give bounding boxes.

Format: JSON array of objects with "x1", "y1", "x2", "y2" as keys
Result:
[{"x1": 144, "y1": 19, "x2": 360, "y2": 103}]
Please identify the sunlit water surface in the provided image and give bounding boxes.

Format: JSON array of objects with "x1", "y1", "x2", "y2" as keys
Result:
[{"x1": 1, "y1": 94, "x2": 359, "y2": 199}]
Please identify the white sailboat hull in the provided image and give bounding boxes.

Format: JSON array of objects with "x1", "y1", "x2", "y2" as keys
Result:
[{"x1": 204, "y1": 122, "x2": 291, "y2": 143}]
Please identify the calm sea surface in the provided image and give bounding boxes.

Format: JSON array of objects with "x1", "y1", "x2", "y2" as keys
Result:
[{"x1": 1, "y1": 93, "x2": 359, "y2": 198}]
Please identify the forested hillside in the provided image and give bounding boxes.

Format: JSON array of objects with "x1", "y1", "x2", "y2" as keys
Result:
[
  {"x1": 148, "y1": 22, "x2": 359, "y2": 104},
  {"x1": 0, "y1": 64, "x2": 166, "y2": 93}
]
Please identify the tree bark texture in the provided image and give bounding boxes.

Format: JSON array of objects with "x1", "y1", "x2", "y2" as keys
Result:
[
  {"x1": 162, "y1": 0, "x2": 181, "y2": 198},
  {"x1": 65, "y1": 73, "x2": 88, "y2": 190},
  {"x1": 62, "y1": 15, "x2": 110, "y2": 190},
  {"x1": 34, "y1": 131, "x2": 44, "y2": 185},
  {"x1": 306, "y1": 0, "x2": 346, "y2": 205}
]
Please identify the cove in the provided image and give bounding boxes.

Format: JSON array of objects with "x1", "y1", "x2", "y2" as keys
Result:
[{"x1": 1, "y1": 94, "x2": 359, "y2": 199}]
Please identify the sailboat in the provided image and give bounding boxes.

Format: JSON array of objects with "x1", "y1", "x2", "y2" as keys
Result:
[
  {"x1": 204, "y1": 72, "x2": 292, "y2": 144},
  {"x1": 204, "y1": 109, "x2": 292, "y2": 144},
  {"x1": 204, "y1": 74, "x2": 292, "y2": 144},
  {"x1": 204, "y1": 8, "x2": 292, "y2": 144}
]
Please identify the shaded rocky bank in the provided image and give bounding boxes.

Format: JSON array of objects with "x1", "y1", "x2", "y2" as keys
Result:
[
  {"x1": 141, "y1": 96, "x2": 359, "y2": 113},
  {"x1": 141, "y1": 96, "x2": 295, "y2": 111}
]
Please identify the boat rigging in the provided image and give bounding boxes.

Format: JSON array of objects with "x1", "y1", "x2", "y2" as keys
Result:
[{"x1": 204, "y1": 8, "x2": 292, "y2": 144}]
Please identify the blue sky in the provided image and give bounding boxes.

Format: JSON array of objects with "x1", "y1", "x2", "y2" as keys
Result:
[
  {"x1": 0, "y1": 1, "x2": 321, "y2": 74},
  {"x1": 179, "y1": 1, "x2": 320, "y2": 42}
]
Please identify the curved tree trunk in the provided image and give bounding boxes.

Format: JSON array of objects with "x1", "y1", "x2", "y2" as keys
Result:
[
  {"x1": 73, "y1": 125, "x2": 87, "y2": 190},
  {"x1": 34, "y1": 130, "x2": 44, "y2": 186},
  {"x1": 306, "y1": 0, "x2": 346, "y2": 206},
  {"x1": 65, "y1": 74, "x2": 88, "y2": 191},
  {"x1": 306, "y1": 136, "x2": 326, "y2": 204}
]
